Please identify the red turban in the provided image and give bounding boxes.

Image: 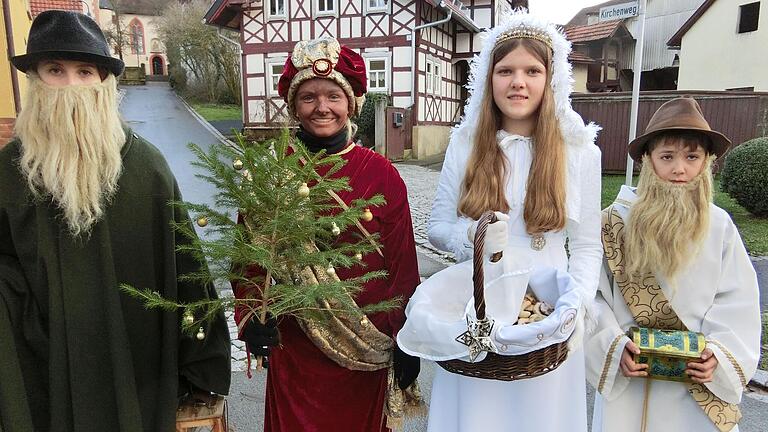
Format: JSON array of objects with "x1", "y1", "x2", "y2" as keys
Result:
[{"x1": 277, "y1": 37, "x2": 368, "y2": 117}]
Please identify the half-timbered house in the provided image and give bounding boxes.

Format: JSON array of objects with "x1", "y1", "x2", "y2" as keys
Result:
[{"x1": 205, "y1": 0, "x2": 524, "y2": 159}]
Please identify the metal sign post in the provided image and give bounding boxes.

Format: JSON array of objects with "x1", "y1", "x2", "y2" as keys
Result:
[{"x1": 624, "y1": 0, "x2": 646, "y2": 186}]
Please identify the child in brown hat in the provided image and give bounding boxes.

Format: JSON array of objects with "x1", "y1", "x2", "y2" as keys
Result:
[{"x1": 585, "y1": 97, "x2": 761, "y2": 432}]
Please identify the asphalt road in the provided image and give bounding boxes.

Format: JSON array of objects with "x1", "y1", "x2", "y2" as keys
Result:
[{"x1": 119, "y1": 82, "x2": 224, "y2": 226}]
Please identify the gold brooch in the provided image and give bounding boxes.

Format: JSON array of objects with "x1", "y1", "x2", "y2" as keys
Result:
[{"x1": 312, "y1": 58, "x2": 333, "y2": 77}]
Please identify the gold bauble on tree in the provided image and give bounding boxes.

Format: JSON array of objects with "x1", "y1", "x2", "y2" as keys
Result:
[
  {"x1": 331, "y1": 222, "x2": 341, "y2": 236},
  {"x1": 361, "y1": 208, "x2": 373, "y2": 222},
  {"x1": 298, "y1": 182, "x2": 310, "y2": 198},
  {"x1": 196, "y1": 327, "x2": 206, "y2": 340},
  {"x1": 326, "y1": 265, "x2": 336, "y2": 276},
  {"x1": 196, "y1": 217, "x2": 209, "y2": 227},
  {"x1": 233, "y1": 159, "x2": 244, "y2": 170},
  {"x1": 354, "y1": 252, "x2": 363, "y2": 261}
]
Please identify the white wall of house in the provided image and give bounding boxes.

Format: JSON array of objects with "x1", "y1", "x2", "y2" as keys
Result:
[
  {"x1": 572, "y1": 64, "x2": 589, "y2": 93},
  {"x1": 677, "y1": 0, "x2": 768, "y2": 91}
]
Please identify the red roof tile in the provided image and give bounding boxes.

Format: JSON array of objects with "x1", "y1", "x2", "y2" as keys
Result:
[
  {"x1": 30, "y1": 0, "x2": 85, "y2": 17},
  {"x1": 568, "y1": 51, "x2": 597, "y2": 64},
  {"x1": 564, "y1": 20, "x2": 623, "y2": 43}
]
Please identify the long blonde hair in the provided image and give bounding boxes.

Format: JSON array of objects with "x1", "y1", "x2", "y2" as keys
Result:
[{"x1": 457, "y1": 38, "x2": 566, "y2": 234}]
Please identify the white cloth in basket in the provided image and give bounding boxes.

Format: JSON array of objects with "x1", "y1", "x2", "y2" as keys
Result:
[{"x1": 397, "y1": 249, "x2": 580, "y2": 362}]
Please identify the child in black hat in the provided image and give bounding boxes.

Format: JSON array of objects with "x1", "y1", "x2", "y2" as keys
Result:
[
  {"x1": 0, "y1": 10, "x2": 231, "y2": 431},
  {"x1": 585, "y1": 97, "x2": 761, "y2": 432}
]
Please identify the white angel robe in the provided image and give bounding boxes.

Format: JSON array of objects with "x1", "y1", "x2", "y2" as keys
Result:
[
  {"x1": 426, "y1": 131, "x2": 603, "y2": 432},
  {"x1": 585, "y1": 186, "x2": 761, "y2": 432}
]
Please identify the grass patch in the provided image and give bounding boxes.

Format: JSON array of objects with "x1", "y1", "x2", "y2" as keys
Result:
[
  {"x1": 601, "y1": 175, "x2": 768, "y2": 256},
  {"x1": 189, "y1": 103, "x2": 242, "y2": 122},
  {"x1": 761, "y1": 311, "x2": 768, "y2": 370}
]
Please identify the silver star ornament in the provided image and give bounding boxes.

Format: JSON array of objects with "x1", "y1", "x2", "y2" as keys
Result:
[{"x1": 456, "y1": 316, "x2": 498, "y2": 362}]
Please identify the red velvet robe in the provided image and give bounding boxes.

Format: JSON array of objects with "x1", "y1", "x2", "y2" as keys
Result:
[{"x1": 233, "y1": 144, "x2": 420, "y2": 432}]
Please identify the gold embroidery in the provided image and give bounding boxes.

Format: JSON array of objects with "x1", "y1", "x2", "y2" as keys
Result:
[
  {"x1": 689, "y1": 383, "x2": 742, "y2": 432},
  {"x1": 602, "y1": 207, "x2": 684, "y2": 330},
  {"x1": 707, "y1": 339, "x2": 748, "y2": 388},
  {"x1": 601, "y1": 206, "x2": 742, "y2": 431},
  {"x1": 598, "y1": 334, "x2": 626, "y2": 394}
]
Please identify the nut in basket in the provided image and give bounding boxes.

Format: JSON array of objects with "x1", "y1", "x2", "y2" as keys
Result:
[{"x1": 516, "y1": 292, "x2": 555, "y2": 325}]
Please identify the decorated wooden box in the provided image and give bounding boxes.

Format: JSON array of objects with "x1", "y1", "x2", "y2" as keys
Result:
[{"x1": 628, "y1": 326, "x2": 706, "y2": 382}]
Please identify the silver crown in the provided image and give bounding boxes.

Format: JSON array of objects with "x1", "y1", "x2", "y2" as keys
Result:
[{"x1": 494, "y1": 25, "x2": 553, "y2": 50}]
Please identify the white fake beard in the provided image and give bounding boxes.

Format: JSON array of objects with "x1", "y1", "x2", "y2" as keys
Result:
[
  {"x1": 15, "y1": 74, "x2": 126, "y2": 237},
  {"x1": 624, "y1": 155, "x2": 714, "y2": 284}
]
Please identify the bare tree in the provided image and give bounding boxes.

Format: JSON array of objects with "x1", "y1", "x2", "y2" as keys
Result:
[
  {"x1": 102, "y1": 1, "x2": 130, "y2": 60},
  {"x1": 157, "y1": 0, "x2": 240, "y2": 103}
]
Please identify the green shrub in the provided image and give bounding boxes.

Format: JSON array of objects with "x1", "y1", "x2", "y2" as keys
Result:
[
  {"x1": 168, "y1": 64, "x2": 187, "y2": 92},
  {"x1": 355, "y1": 93, "x2": 389, "y2": 143},
  {"x1": 721, "y1": 137, "x2": 768, "y2": 217}
]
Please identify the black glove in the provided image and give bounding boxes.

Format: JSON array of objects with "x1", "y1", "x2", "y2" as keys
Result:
[
  {"x1": 393, "y1": 345, "x2": 420, "y2": 390},
  {"x1": 242, "y1": 315, "x2": 280, "y2": 358}
]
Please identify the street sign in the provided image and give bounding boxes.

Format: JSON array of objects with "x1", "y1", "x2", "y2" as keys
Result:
[{"x1": 599, "y1": 1, "x2": 639, "y2": 22}]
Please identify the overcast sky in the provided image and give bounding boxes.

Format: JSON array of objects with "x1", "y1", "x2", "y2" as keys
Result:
[{"x1": 528, "y1": 0, "x2": 610, "y2": 25}]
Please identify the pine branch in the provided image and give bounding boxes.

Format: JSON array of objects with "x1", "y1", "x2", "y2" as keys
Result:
[{"x1": 121, "y1": 129, "x2": 397, "y2": 345}]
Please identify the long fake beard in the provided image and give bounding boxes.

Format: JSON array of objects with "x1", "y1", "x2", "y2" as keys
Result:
[
  {"x1": 624, "y1": 155, "x2": 714, "y2": 284},
  {"x1": 14, "y1": 74, "x2": 126, "y2": 237}
]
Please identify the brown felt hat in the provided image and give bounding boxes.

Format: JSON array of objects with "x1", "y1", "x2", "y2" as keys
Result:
[{"x1": 628, "y1": 97, "x2": 731, "y2": 161}]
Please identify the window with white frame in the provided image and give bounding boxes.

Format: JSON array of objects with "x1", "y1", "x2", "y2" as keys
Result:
[
  {"x1": 316, "y1": 0, "x2": 336, "y2": 15},
  {"x1": 268, "y1": 0, "x2": 286, "y2": 18},
  {"x1": 366, "y1": 58, "x2": 388, "y2": 92},
  {"x1": 424, "y1": 58, "x2": 441, "y2": 96},
  {"x1": 267, "y1": 60, "x2": 286, "y2": 96},
  {"x1": 425, "y1": 61, "x2": 433, "y2": 94},
  {"x1": 365, "y1": 0, "x2": 387, "y2": 13}
]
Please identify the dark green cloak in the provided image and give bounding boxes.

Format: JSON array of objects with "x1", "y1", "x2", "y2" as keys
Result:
[{"x1": 0, "y1": 130, "x2": 231, "y2": 432}]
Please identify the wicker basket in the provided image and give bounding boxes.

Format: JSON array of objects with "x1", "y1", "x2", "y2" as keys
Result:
[{"x1": 437, "y1": 211, "x2": 570, "y2": 381}]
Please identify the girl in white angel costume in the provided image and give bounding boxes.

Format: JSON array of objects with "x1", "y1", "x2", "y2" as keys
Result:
[{"x1": 423, "y1": 11, "x2": 603, "y2": 432}]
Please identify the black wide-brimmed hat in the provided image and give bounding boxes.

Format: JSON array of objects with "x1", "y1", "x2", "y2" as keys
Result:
[
  {"x1": 628, "y1": 97, "x2": 731, "y2": 161},
  {"x1": 11, "y1": 10, "x2": 124, "y2": 77}
]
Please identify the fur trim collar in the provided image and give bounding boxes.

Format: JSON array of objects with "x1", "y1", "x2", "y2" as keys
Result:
[{"x1": 452, "y1": 10, "x2": 600, "y2": 147}]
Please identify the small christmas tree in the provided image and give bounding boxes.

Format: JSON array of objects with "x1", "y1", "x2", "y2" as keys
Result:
[{"x1": 121, "y1": 129, "x2": 396, "y2": 366}]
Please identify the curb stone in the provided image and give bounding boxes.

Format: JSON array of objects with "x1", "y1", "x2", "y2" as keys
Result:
[{"x1": 751, "y1": 370, "x2": 768, "y2": 391}]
